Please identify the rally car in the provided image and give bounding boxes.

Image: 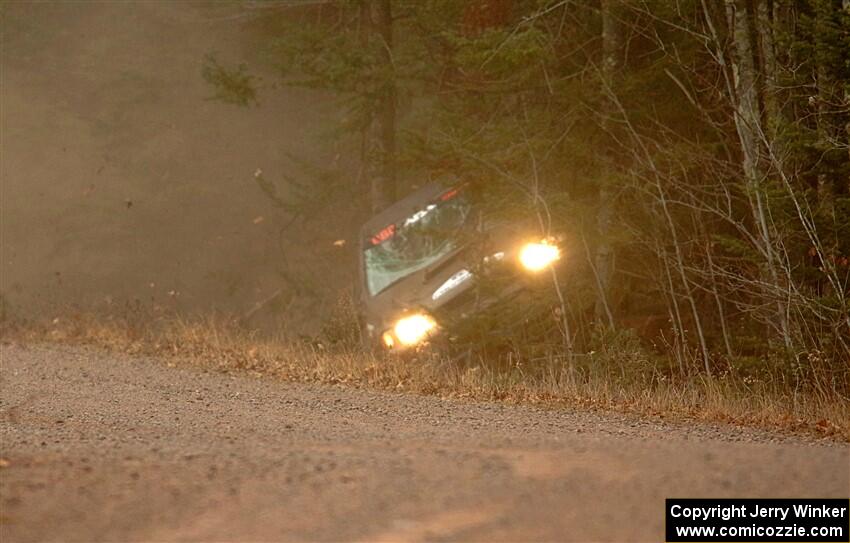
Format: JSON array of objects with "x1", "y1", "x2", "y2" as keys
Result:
[{"x1": 358, "y1": 182, "x2": 562, "y2": 350}]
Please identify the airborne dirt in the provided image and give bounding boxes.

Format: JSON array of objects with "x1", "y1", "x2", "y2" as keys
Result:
[
  {"x1": 0, "y1": 343, "x2": 847, "y2": 542},
  {"x1": 1, "y1": 2, "x2": 352, "y2": 330}
]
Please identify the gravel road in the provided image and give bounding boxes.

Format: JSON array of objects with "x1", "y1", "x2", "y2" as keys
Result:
[{"x1": 1, "y1": 343, "x2": 847, "y2": 542}]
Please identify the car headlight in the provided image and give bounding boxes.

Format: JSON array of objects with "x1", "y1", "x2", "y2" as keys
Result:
[
  {"x1": 392, "y1": 313, "x2": 437, "y2": 346},
  {"x1": 518, "y1": 241, "x2": 560, "y2": 272}
]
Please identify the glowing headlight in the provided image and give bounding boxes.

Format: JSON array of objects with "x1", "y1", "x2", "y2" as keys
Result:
[
  {"x1": 519, "y1": 241, "x2": 560, "y2": 272},
  {"x1": 393, "y1": 313, "x2": 437, "y2": 346}
]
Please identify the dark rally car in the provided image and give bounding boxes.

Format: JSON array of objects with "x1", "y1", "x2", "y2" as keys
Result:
[{"x1": 358, "y1": 182, "x2": 562, "y2": 350}]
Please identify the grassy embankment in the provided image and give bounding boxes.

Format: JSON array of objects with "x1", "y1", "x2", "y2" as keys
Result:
[{"x1": 2, "y1": 311, "x2": 847, "y2": 441}]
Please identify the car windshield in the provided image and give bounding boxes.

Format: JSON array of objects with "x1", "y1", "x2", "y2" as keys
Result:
[{"x1": 363, "y1": 193, "x2": 471, "y2": 296}]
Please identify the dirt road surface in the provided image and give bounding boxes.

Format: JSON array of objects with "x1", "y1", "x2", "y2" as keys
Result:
[{"x1": 1, "y1": 344, "x2": 847, "y2": 542}]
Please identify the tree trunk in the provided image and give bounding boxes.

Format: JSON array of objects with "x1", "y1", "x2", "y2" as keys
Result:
[
  {"x1": 357, "y1": 0, "x2": 372, "y2": 209},
  {"x1": 726, "y1": 0, "x2": 793, "y2": 351},
  {"x1": 757, "y1": 0, "x2": 786, "y2": 178},
  {"x1": 593, "y1": 0, "x2": 619, "y2": 329},
  {"x1": 726, "y1": 0, "x2": 761, "y2": 186},
  {"x1": 370, "y1": 0, "x2": 397, "y2": 213},
  {"x1": 845, "y1": 0, "x2": 850, "y2": 169},
  {"x1": 814, "y1": 0, "x2": 837, "y2": 219},
  {"x1": 701, "y1": 227, "x2": 734, "y2": 360},
  {"x1": 657, "y1": 241, "x2": 687, "y2": 373}
]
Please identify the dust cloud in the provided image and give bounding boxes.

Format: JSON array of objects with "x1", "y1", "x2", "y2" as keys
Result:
[{"x1": 1, "y1": 2, "x2": 356, "y2": 330}]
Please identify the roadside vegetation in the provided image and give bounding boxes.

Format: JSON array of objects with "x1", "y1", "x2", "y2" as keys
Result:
[
  {"x1": 203, "y1": 1, "x2": 850, "y2": 371},
  {"x1": 193, "y1": 1, "x2": 850, "y2": 438},
  {"x1": 2, "y1": 307, "x2": 847, "y2": 441}
]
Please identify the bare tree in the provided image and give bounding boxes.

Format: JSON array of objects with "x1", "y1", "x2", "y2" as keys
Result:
[
  {"x1": 756, "y1": 0, "x2": 787, "y2": 179},
  {"x1": 593, "y1": 0, "x2": 619, "y2": 329},
  {"x1": 724, "y1": 0, "x2": 793, "y2": 350},
  {"x1": 370, "y1": 0, "x2": 397, "y2": 213}
]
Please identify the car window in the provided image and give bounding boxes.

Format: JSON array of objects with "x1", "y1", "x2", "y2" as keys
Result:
[{"x1": 363, "y1": 195, "x2": 470, "y2": 296}]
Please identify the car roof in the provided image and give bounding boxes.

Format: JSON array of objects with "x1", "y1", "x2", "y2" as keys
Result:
[{"x1": 360, "y1": 182, "x2": 450, "y2": 240}]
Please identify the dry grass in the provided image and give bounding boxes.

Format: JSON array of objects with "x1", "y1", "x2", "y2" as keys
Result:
[{"x1": 2, "y1": 312, "x2": 848, "y2": 442}]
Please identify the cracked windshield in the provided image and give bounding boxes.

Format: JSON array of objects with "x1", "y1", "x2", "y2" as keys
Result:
[{"x1": 364, "y1": 195, "x2": 471, "y2": 296}]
